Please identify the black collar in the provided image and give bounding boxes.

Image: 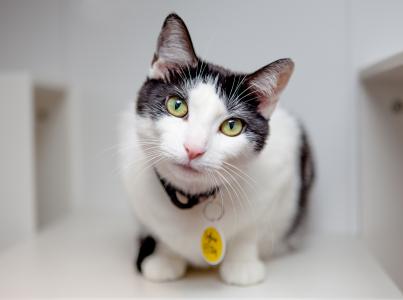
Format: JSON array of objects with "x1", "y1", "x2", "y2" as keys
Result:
[{"x1": 155, "y1": 171, "x2": 219, "y2": 209}]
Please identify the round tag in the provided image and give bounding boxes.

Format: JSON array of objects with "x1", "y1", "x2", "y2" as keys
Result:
[
  {"x1": 203, "y1": 200, "x2": 224, "y2": 222},
  {"x1": 200, "y1": 226, "x2": 225, "y2": 265}
]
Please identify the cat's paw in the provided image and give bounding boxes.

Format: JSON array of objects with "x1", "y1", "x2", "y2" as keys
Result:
[
  {"x1": 219, "y1": 260, "x2": 266, "y2": 286},
  {"x1": 142, "y1": 254, "x2": 187, "y2": 282}
]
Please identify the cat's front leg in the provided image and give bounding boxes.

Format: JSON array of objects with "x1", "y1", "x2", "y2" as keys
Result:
[
  {"x1": 219, "y1": 230, "x2": 266, "y2": 286},
  {"x1": 138, "y1": 236, "x2": 187, "y2": 282}
]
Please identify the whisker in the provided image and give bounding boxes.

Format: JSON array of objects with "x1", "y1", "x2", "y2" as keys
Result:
[
  {"x1": 220, "y1": 166, "x2": 260, "y2": 241},
  {"x1": 214, "y1": 169, "x2": 244, "y2": 222},
  {"x1": 216, "y1": 167, "x2": 246, "y2": 214},
  {"x1": 210, "y1": 169, "x2": 238, "y2": 230},
  {"x1": 222, "y1": 161, "x2": 257, "y2": 187}
]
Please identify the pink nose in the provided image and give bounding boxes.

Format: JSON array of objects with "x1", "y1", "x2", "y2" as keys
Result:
[{"x1": 184, "y1": 144, "x2": 205, "y2": 160}]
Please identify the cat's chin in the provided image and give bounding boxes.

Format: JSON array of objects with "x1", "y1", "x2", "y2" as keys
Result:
[
  {"x1": 155, "y1": 161, "x2": 218, "y2": 193},
  {"x1": 173, "y1": 162, "x2": 203, "y2": 175}
]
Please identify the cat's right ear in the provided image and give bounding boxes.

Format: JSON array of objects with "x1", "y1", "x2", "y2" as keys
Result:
[
  {"x1": 246, "y1": 58, "x2": 294, "y2": 119},
  {"x1": 150, "y1": 14, "x2": 198, "y2": 80}
]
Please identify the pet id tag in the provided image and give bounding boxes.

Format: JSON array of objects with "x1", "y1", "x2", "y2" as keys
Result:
[
  {"x1": 200, "y1": 198, "x2": 226, "y2": 265},
  {"x1": 201, "y1": 226, "x2": 225, "y2": 265}
]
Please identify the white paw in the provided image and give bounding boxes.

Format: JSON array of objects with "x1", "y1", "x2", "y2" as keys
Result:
[
  {"x1": 142, "y1": 254, "x2": 187, "y2": 282},
  {"x1": 219, "y1": 260, "x2": 266, "y2": 286}
]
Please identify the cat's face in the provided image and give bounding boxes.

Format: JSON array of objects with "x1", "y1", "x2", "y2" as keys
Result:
[{"x1": 135, "y1": 14, "x2": 293, "y2": 186}]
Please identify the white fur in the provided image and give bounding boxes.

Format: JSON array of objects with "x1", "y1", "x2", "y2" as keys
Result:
[{"x1": 119, "y1": 82, "x2": 302, "y2": 285}]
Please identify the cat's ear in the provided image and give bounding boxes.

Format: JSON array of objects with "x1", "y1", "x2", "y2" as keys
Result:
[
  {"x1": 150, "y1": 13, "x2": 198, "y2": 79},
  {"x1": 246, "y1": 58, "x2": 294, "y2": 118}
]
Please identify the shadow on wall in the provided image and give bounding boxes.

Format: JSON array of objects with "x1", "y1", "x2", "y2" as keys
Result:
[{"x1": 35, "y1": 85, "x2": 72, "y2": 229}]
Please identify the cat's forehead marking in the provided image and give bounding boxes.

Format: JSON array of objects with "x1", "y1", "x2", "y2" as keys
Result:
[{"x1": 188, "y1": 81, "x2": 226, "y2": 119}]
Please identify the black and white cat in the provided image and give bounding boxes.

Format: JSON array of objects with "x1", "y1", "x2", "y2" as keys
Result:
[{"x1": 119, "y1": 13, "x2": 314, "y2": 286}]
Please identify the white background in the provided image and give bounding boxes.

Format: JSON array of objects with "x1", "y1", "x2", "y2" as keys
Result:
[{"x1": 1, "y1": 0, "x2": 403, "y2": 236}]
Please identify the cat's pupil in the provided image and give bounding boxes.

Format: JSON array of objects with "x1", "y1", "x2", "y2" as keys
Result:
[
  {"x1": 174, "y1": 100, "x2": 181, "y2": 110},
  {"x1": 228, "y1": 120, "x2": 235, "y2": 130}
]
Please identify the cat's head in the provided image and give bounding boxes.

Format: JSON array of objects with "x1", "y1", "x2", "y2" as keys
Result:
[{"x1": 136, "y1": 14, "x2": 293, "y2": 189}]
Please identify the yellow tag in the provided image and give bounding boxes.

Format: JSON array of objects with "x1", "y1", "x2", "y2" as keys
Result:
[{"x1": 200, "y1": 226, "x2": 225, "y2": 265}]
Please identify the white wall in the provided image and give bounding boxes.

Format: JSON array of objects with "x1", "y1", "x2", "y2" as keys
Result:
[
  {"x1": 0, "y1": 0, "x2": 366, "y2": 235},
  {"x1": 0, "y1": 73, "x2": 35, "y2": 250},
  {"x1": 351, "y1": 0, "x2": 403, "y2": 69},
  {"x1": 0, "y1": 0, "x2": 66, "y2": 82}
]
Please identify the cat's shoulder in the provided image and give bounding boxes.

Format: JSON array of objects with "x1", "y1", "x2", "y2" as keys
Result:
[
  {"x1": 269, "y1": 106, "x2": 302, "y2": 146},
  {"x1": 255, "y1": 106, "x2": 303, "y2": 170}
]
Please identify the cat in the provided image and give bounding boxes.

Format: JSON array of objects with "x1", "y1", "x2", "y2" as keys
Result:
[{"x1": 119, "y1": 13, "x2": 314, "y2": 286}]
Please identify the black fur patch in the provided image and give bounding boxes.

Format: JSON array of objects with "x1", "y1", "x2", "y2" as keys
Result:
[
  {"x1": 136, "y1": 60, "x2": 269, "y2": 152},
  {"x1": 136, "y1": 235, "x2": 157, "y2": 273},
  {"x1": 287, "y1": 127, "x2": 315, "y2": 236}
]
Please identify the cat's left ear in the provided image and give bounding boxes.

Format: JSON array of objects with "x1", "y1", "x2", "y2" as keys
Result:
[
  {"x1": 246, "y1": 58, "x2": 294, "y2": 118},
  {"x1": 150, "y1": 13, "x2": 198, "y2": 79}
]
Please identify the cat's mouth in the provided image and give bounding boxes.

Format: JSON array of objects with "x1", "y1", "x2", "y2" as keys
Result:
[{"x1": 174, "y1": 162, "x2": 202, "y2": 174}]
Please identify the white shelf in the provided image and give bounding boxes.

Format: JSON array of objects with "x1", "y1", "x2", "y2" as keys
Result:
[
  {"x1": 0, "y1": 211, "x2": 401, "y2": 298},
  {"x1": 360, "y1": 51, "x2": 403, "y2": 83}
]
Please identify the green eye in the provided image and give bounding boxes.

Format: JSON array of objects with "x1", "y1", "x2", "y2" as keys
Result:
[
  {"x1": 220, "y1": 118, "x2": 244, "y2": 137},
  {"x1": 166, "y1": 96, "x2": 188, "y2": 118}
]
